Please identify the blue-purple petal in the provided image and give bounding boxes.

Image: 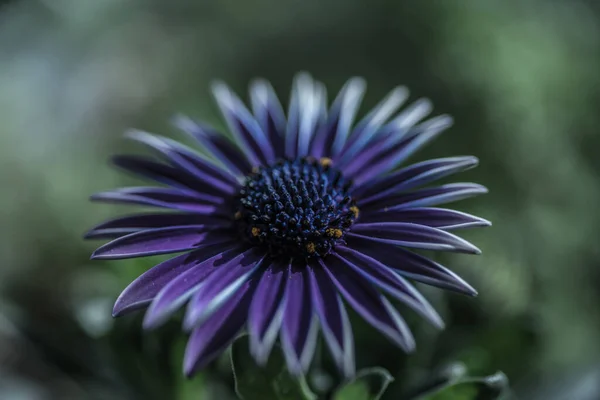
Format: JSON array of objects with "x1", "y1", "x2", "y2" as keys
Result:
[
  {"x1": 345, "y1": 235, "x2": 477, "y2": 296},
  {"x1": 91, "y1": 227, "x2": 233, "y2": 260},
  {"x1": 112, "y1": 245, "x2": 235, "y2": 317},
  {"x1": 350, "y1": 222, "x2": 481, "y2": 254},
  {"x1": 308, "y1": 264, "x2": 355, "y2": 377},
  {"x1": 321, "y1": 257, "x2": 415, "y2": 352},
  {"x1": 280, "y1": 265, "x2": 319, "y2": 375},
  {"x1": 183, "y1": 278, "x2": 256, "y2": 377},
  {"x1": 359, "y1": 207, "x2": 491, "y2": 231},
  {"x1": 248, "y1": 262, "x2": 288, "y2": 364},
  {"x1": 249, "y1": 79, "x2": 287, "y2": 159},
  {"x1": 183, "y1": 248, "x2": 265, "y2": 330}
]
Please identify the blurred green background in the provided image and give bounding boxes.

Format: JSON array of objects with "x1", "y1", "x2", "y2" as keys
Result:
[{"x1": 1, "y1": 0, "x2": 600, "y2": 399}]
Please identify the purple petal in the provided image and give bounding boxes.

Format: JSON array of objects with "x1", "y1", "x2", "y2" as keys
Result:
[
  {"x1": 321, "y1": 257, "x2": 415, "y2": 352},
  {"x1": 354, "y1": 156, "x2": 479, "y2": 203},
  {"x1": 183, "y1": 248, "x2": 265, "y2": 330},
  {"x1": 249, "y1": 79, "x2": 287, "y2": 159},
  {"x1": 339, "y1": 86, "x2": 409, "y2": 163},
  {"x1": 298, "y1": 78, "x2": 326, "y2": 157},
  {"x1": 172, "y1": 114, "x2": 252, "y2": 176},
  {"x1": 112, "y1": 245, "x2": 235, "y2": 317},
  {"x1": 349, "y1": 223, "x2": 481, "y2": 254},
  {"x1": 333, "y1": 247, "x2": 444, "y2": 328},
  {"x1": 280, "y1": 266, "x2": 319, "y2": 375},
  {"x1": 284, "y1": 74, "x2": 302, "y2": 159},
  {"x1": 91, "y1": 227, "x2": 234, "y2": 260},
  {"x1": 359, "y1": 207, "x2": 491, "y2": 231},
  {"x1": 112, "y1": 155, "x2": 212, "y2": 193},
  {"x1": 248, "y1": 262, "x2": 288, "y2": 365},
  {"x1": 84, "y1": 212, "x2": 227, "y2": 240},
  {"x1": 143, "y1": 245, "x2": 243, "y2": 329},
  {"x1": 183, "y1": 279, "x2": 255, "y2": 377},
  {"x1": 125, "y1": 130, "x2": 237, "y2": 194},
  {"x1": 378, "y1": 98, "x2": 433, "y2": 138},
  {"x1": 308, "y1": 264, "x2": 354, "y2": 377},
  {"x1": 345, "y1": 235, "x2": 477, "y2": 296},
  {"x1": 212, "y1": 82, "x2": 275, "y2": 165},
  {"x1": 310, "y1": 77, "x2": 366, "y2": 158},
  {"x1": 91, "y1": 186, "x2": 224, "y2": 207},
  {"x1": 360, "y1": 183, "x2": 488, "y2": 212},
  {"x1": 350, "y1": 115, "x2": 453, "y2": 186}
]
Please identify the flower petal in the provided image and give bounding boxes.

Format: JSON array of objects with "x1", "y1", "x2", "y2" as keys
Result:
[
  {"x1": 172, "y1": 114, "x2": 252, "y2": 177},
  {"x1": 212, "y1": 81, "x2": 275, "y2": 165},
  {"x1": 334, "y1": 246, "x2": 444, "y2": 328},
  {"x1": 310, "y1": 77, "x2": 366, "y2": 158},
  {"x1": 354, "y1": 156, "x2": 479, "y2": 203},
  {"x1": 112, "y1": 245, "x2": 234, "y2": 317},
  {"x1": 249, "y1": 79, "x2": 287, "y2": 159},
  {"x1": 350, "y1": 115, "x2": 453, "y2": 185},
  {"x1": 183, "y1": 248, "x2": 265, "y2": 331},
  {"x1": 349, "y1": 223, "x2": 481, "y2": 254},
  {"x1": 143, "y1": 245, "x2": 243, "y2": 329},
  {"x1": 84, "y1": 212, "x2": 227, "y2": 239},
  {"x1": 183, "y1": 278, "x2": 256, "y2": 377},
  {"x1": 248, "y1": 262, "x2": 288, "y2": 365},
  {"x1": 345, "y1": 235, "x2": 477, "y2": 296},
  {"x1": 126, "y1": 130, "x2": 238, "y2": 193},
  {"x1": 280, "y1": 266, "x2": 319, "y2": 376},
  {"x1": 90, "y1": 186, "x2": 225, "y2": 210},
  {"x1": 361, "y1": 183, "x2": 488, "y2": 212},
  {"x1": 321, "y1": 257, "x2": 415, "y2": 352},
  {"x1": 90, "y1": 227, "x2": 233, "y2": 260},
  {"x1": 308, "y1": 264, "x2": 355, "y2": 377},
  {"x1": 359, "y1": 207, "x2": 491, "y2": 231},
  {"x1": 339, "y1": 86, "x2": 409, "y2": 162}
]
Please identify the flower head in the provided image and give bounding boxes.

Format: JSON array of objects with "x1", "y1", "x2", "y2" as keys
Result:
[{"x1": 86, "y1": 73, "x2": 489, "y2": 377}]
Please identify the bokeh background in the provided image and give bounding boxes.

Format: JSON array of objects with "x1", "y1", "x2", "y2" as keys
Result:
[{"x1": 1, "y1": 0, "x2": 600, "y2": 399}]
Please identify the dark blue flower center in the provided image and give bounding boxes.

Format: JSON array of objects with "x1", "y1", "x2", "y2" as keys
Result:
[{"x1": 235, "y1": 157, "x2": 359, "y2": 260}]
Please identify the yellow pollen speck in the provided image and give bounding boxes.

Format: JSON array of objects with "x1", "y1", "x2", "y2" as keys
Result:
[
  {"x1": 326, "y1": 228, "x2": 343, "y2": 239},
  {"x1": 306, "y1": 242, "x2": 316, "y2": 254},
  {"x1": 251, "y1": 227, "x2": 261, "y2": 237},
  {"x1": 319, "y1": 157, "x2": 333, "y2": 167},
  {"x1": 252, "y1": 166, "x2": 260, "y2": 173},
  {"x1": 349, "y1": 206, "x2": 360, "y2": 218},
  {"x1": 234, "y1": 211, "x2": 242, "y2": 220}
]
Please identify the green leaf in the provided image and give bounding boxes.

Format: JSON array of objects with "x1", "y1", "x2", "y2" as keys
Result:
[
  {"x1": 333, "y1": 367, "x2": 394, "y2": 400},
  {"x1": 404, "y1": 362, "x2": 510, "y2": 400},
  {"x1": 230, "y1": 335, "x2": 317, "y2": 400}
]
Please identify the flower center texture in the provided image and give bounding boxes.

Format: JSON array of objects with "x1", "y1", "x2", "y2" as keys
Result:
[{"x1": 235, "y1": 157, "x2": 359, "y2": 260}]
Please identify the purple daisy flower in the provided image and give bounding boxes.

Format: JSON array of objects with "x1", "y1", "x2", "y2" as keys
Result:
[{"x1": 86, "y1": 73, "x2": 489, "y2": 378}]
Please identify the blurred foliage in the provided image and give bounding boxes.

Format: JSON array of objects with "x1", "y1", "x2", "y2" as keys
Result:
[{"x1": 2, "y1": 0, "x2": 600, "y2": 399}]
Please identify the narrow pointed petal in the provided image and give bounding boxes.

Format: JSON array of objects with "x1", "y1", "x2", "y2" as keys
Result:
[
  {"x1": 212, "y1": 81, "x2": 274, "y2": 165},
  {"x1": 249, "y1": 79, "x2": 287, "y2": 158},
  {"x1": 350, "y1": 223, "x2": 481, "y2": 254},
  {"x1": 111, "y1": 155, "x2": 211, "y2": 193},
  {"x1": 355, "y1": 156, "x2": 479, "y2": 203},
  {"x1": 359, "y1": 207, "x2": 491, "y2": 231},
  {"x1": 351, "y1": 115, "x2": 453, "y2": 186},
  {"x1": 361, "y1": 183, "x2": 488, "y2": 212},
  {"x1": 310, "y1": 77, "x2": 366, "y2": 158},
  {"x1": 248, "y1": 262, "x2": 288, "y2": 364},
  {"x1": 172, "y1": 114, "x2": 252, "y2": 176},
  {"x1": 321, "y1": 257, "x2": 415, "y2": 352},
  {"x1": 183, "y1": 249, "x2": 265, "y2": 330},
  {"x1": 90, "y1": 227, "x2": 233, "y2": 260},
  {"x1": 84, "y1": 212, "x2": 226, "y2": 239},
  {"x1": 280, "y1": 266, "x2": 319, "y2": 376},
  {"x1": 334, "y1": 247, "x2": 444, "y2": 328},
  {"x1": 379, "y1": 98, "x2": 433, "y2": 137},
  {"x1": 91, "y1": 186, "x2": 223, "y2": 206},
  {"x1": 126, "y1": 130, "x2": 237, "y2": 193},
  {"x1": 183, "y1": 279, "x2": 256, "y2": 377},
  {"x1": 112, "y1": 245, "x2": 234, "y2": 317},
  {"x1": 340, "y1": 86, "x2": 409, "y2": 162},
  {"x1": 346, "y1": 235, "x2": 477, "y2": 296},
  {"x1": 308, "y1": 264, "x2": 355, "y2": 377},
  {"x1": 143, "y1": 246, "x2": 242, "y2": 329}
]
